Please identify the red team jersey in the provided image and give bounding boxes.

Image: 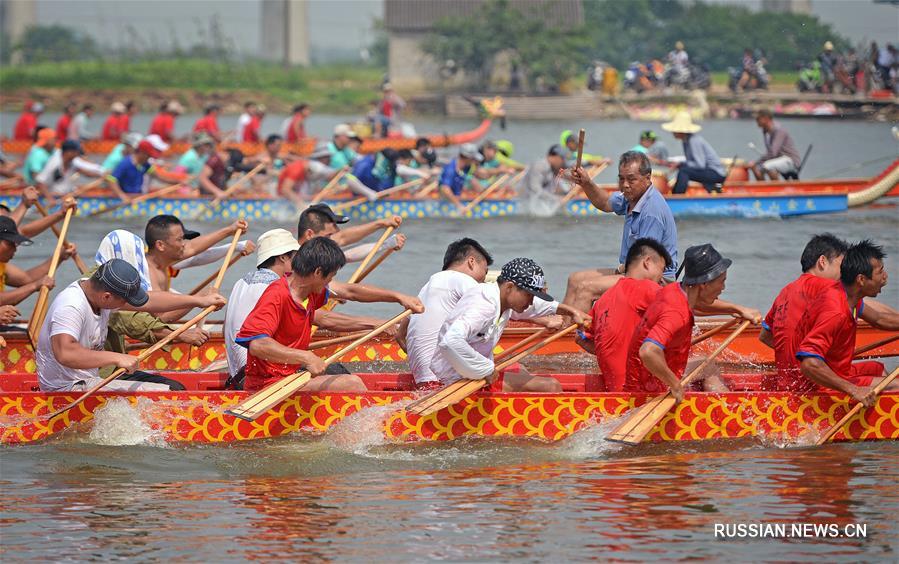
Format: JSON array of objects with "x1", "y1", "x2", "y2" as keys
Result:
[
  {"x1": 792, "y1": 285, "x2": 882, "y2": 392},
  {"x1": 235, "y1": 277, "x2": 329, "y2": 392},
  {"x1": 101, "y1": 114, "x2": 124, "y2": 140},
  {"x1": 13, "y1": 112, "x2": 37, "y2": 140},
  {"x1": 624, "y1": 283, "x2": 695, "y2": 393},
  {"x1": 590, "y1": 278, "x2": 660, "y2": 391},
  {"x1": 56, "y1": 114, "x2": 72, "y2": 141},
  {"x1": 193, "y1": 114, "x2": 220, "y2": 136},
  {"x1": 149, "y1": 113, "x2": 175, "y2": 142},
  {"x1": 286, "y1": 115, "x2": 305, "y2": 142},
  {"x1": 243, "y1": 116, "x2": 261, "y2": 143},
  {"x1": 761, "y1": 273, "x2": 838, "y2": 390}
]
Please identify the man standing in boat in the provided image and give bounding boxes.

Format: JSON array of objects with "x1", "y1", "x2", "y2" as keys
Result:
[
  {"x1": 748, "y1": 109, "x2": 801, "y2": 181},
  {"x1": 789, "y1": 240, "x2": 899, "y2": 403},
  {"x1": 35, "y1": 258, "x2": 226, "y2": 392},
  {"x1": 625, "y1": 244, "x2": 761, "y2": 401},
  {"x1": 758, "y1": 233, "x2": 849, "y2": 389},
  {"x1": 432, "y1": 258, "x2": 590, "y2": 393},
  {"x1": 563, "y1": 151, "x2": 678, "y2": 313},
  {"x1": 236, "y1": 237, "x2": 424, "y2": 393}
]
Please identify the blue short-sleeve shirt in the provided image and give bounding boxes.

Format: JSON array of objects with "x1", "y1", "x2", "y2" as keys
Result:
[
  {"x1": 112, "y1": 157, "x2": 151, "y2": 194},
  {"x1": 439, "y1": 158, "x2": 472, "y2": 196},
  {"x1": 610, "y1": 185, "x2": 678, "y2": 276}
]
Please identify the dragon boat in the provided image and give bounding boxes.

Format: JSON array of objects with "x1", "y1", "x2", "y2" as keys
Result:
[
  {"x1": 2, "y1": 322, "x2": 894, "y2": 374},
  {"x1": 1, "y1": 371, "x2": 896, "y2": 446},
  {"x1": 2, "y1": 160, "x2": 895, "y2": 220}
]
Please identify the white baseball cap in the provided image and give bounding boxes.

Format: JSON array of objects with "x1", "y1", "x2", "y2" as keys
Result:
[
  {"x1": 256, "y1": 228, "x2": 300, "y2": 268},
  {"x1": 333, "y1": 123, "x2": 359, "y2": 139}
]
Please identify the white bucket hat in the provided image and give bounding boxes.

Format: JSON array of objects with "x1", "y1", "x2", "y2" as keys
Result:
[
  {"x1": 256, "y1": 228, "x2": 300, "y2": 268},
  {"x1": 662, "y1": 111, "x2": 702, "y2": 134}
]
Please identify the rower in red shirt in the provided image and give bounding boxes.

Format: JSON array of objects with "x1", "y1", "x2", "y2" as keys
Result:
[
  {"x1": 794, "y1": 240, "x2": 899, "y2": 404},
  {"x1": 56, "y1": 103, "x2": 75, "y2": 141},
  {"x1": 192, "y1": 104, "x2": 222, "y2": 142},
  {"x1": 759, "y1": 233, "x2": 848, "y2": 390},
  {"x1": 243, "y1": 105, "x2": 264, "y2": 143},
  {"x1": 148, "y1": 100, "x2": 184, "y2": 143},
  {"x1": 285, "y1": 103, "x2": 310, "y2": 143},
  {"x1": 119, "y1": 101, "x2": 135, "y2": 134},
  {"x1": 575, "y1": 238, "x2": 670, "y2": 391},
  {"x1": 13, "y1": 102, "x2": 43, "y2": 141},
  {"x1": 236, "y1": 237, "x2": 424, "y2": 393},
  {"x1": 101, "y1": 102, "x2": 128, "y2": 141},
  {"x1": 624, "y1": 243, "x2": 761, "y2": 401}
]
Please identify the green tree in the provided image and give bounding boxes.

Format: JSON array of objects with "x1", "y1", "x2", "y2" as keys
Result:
[{"x1": 12, "y1": 25, "x2": 100, "y2": 63}]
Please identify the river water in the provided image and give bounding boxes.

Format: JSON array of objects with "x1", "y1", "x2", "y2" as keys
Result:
[{"x1": 1, "y1": 114, "x2": 898, "y2": 560}]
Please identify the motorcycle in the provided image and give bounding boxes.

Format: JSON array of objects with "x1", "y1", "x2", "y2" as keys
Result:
[{"x1": 729, "y1": 60, "x2": 769, "y2": 92}]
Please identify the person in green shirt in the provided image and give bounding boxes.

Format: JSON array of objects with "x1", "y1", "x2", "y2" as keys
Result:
[
  {"x1": 328, "y1": 124, "x2": 360, "y2": 170},
  {"x1": 559, "y1": 129, "x2": 607, "y2": 167},
  {"x1": 176, "y1": 132, "x2": 214, "y2": 177},
  {"x1": 494, "y1": 140, "x2": 526, "y2": 171},
  {"x1": 101, "y1": 132, "x2": 143, "y2": 173},
  {"x1": 23, "y1": 127, "x2": 56, "y2": 185}
]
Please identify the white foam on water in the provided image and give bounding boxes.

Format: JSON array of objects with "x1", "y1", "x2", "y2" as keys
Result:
[
  {"x1": 553, "y1": 417, "x2": 627, "y2": 460},
  {"x1": 85, "y1": 397, "x2": 167, "y2": 447},
  {"x1": 322, "y1": 401, "x2": 408, "y2": 455}
]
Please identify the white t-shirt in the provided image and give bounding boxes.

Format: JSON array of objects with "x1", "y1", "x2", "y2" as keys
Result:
[
  {"x1": 224, "y1": 268, "x2": 281, "y2": 376},
  {"x1": 36, "y1": 280, "x2": 113, "y2": 391},
  {"x1": 431, "y1": 282, "x2": 557, "y2": 385},
  {"x1": 235, "y1": 112, "x2": 253, "y2": 141},
  {"x1": 36, "y1": 151, "x2": 104, "y2": 195},
  {"x1": 406, "y1": 270, "x2": 479, "y2": 384}
]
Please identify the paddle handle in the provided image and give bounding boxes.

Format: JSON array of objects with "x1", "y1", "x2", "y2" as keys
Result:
[
  {"x1": 346, "y1": 225, "x2": 395, "y2": 284},
  {"x1": 459, "y1": 173, "x2": 510, "y2": 216},
  {"x1": 323, "y1": 309, "x2": 413, "y2": 365},
  {"x1": 27, "y1": 207, "x2": 74, "y2": 345},
  {"x1": 212, "y1": 230, "x2": 244, "y2": 291},
  {"x1": 309, "y1": 330, "x2": 370, "y2": 350},
  {"x1": 853, "y1": 333, "x2": 899, "y2": 357},
  {"x1": 89, "y1": 179, "x2": 188, "y2": 217},
  {"x1": 355, "y1": 247, "x2": 396, "y2": 283},
  {"x1": 692, "y1": 317, "x2": 740, "y2": 346},
  {"x1": 311, "y1": 167, "x2": 348, "y2": 203},
  {"x1": 211, "y1": 163, "x2": 265, "y2": 207},
  {"x1": 816, "y1": 366, "x2": 899, "y2": 445},
  {"x1": 494, "y1": 328, "x2": 549, "y2": 363},
  {"x1": 495, "y1": 324, "x2": 579, "y2": 371},
  {"x1": 189, "y1": 253, "x2": 242, "y2": 296},
  {"x1": 575, "y1": 128, "x2": 585, "y2": 169},
  {"x1": 681, "y1": 320, "x2": 752, "y2": 388},
  {"x1": 34, "y1": 201, "x2": 87, "y2": 274}
]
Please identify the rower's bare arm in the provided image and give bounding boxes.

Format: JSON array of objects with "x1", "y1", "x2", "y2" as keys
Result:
[
  {"x1": 19, "y1": 197, "x2": 78, "y2": 238},
  {"x1": 105, "y1": 176, "x2": 132, "y2": 202},
  {"x1": 184, "y1": 219, "x2": 248, "y2": 258},
  {"x1": 10, "y1": 186, "x2": 38, "y2": 225},
  {"x1": 125, "y1": 290, "x2": 226, "y2": 314},
  {"x1": 0, "y1": 270, "x2": 51, "y2": 306},
  {"x1": 313, "y1": 310, "x2": 386, "y2": 333},
  {"x1": 51, "y1": 333, "x2": 137, "y2": 371},
  {"x1": 198, "y1": 164, "x2": 227, "y2": 199},
  {"x1": 555, "y1": 303, "x2": 592, "y2": 328},
  {"x1": 639, "y1": 341, "x2": 684, "y2": 402},
  {"x1": 331, "y1": 216, "x2": 401, "y2": 247},
  {"x1": 247, "y1": 337, "x2": 326, "y2": 376},
  {"x1": 329, "y1": 281, "x2": 424, "y2": 312},
  {"x1": 758, "y1": 327, "x2": 775, "y2": 348},
  {"x1": 799, "y1": 356, "x2": 871, "y2": 405},
  {"x1": 440, "y1": 185, "x2": 464, "y2": 208},
  {"x1": 695, "y1": 299, "x2": 762, "y2": 323},
  {"x1": 571, "y1": 166, "x2": 612, "y2": 212},
  {"x1": 860, "y1": 300, "x2": 899, "y2": 331}
]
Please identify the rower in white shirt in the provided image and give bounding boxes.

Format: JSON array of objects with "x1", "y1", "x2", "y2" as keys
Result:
[
  {"x1": 35, "y1": 139, "x2": 104, "y2": 199},
  {"x1": 432, "y1": 257, "x2": 590, "y2": 393},
  {"x1": 399, "y1": 238, "x2": 494, "y2": 390}
]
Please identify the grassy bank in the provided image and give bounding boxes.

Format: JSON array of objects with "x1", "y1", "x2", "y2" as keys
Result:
[{"x1": 1, "y1": 59, "x2": 385, "y2": 113}]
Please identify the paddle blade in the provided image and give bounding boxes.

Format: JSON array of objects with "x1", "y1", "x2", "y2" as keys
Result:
[
  {"x1": 606, "y1": 394, "x2": 677, "y2": 445},
  {"x1": 224, "y1": 371, "x2": 312, "y2": 421}
]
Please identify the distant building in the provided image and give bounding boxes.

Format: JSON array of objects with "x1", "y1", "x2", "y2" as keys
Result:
[
  {"x1": 1, "y1": 0, "x2": 37, "y2": 64},
  {"x1": 383, "y1": 0, "x2": 583, "y2": 91},
  {"x1": 761, "y1": 0, "x2": 812, "y2": 15},
  {"x1": 260, "y1": 0, "x2": 310, "y2": 66}
]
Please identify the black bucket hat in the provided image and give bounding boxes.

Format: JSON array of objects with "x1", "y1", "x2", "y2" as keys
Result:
[
  {"x1": 678, "y1": 243, "x2": 732, "y2": 285},
  {"x1": 0, "y1": 216, "x2": 33, "y2": 246}
]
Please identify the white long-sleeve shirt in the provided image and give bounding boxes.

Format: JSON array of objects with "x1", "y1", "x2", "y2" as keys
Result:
[{"x1": 431, "y1": 282, "x2": 557, "y2": 384}]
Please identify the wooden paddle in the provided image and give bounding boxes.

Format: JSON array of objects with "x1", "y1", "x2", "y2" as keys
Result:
[
  {"x1": 33, "y1": 201, "x2": 87, "y2": 274},
  {"x1": 815, "y1": 365, "x2": 899, "y2": 445},
  {"x1": 45, "y1": 229, "x2": 244, "y2": 421},
  {"x1": 574, "y1": 128, "x2": 586, "y2": 169},
  {"x1": 416, "y1": 180, "x2": 439, "y2": 199},
  {"x1": 26, "y1": 207, "x2": 75, "y2": 346},
  {"x1": 89, "y1": 179, "x2": 188, "y2": 218},
  {"x1": 308, "y1": 330, "x2": 370, "y2": 350},
  {"x1": 561, "y1": 162, "x2": 608, "y2": 204},
  {"x1": 331, "y1": 178, "x2": 425, "y2": 214},
  {"x1": 225, "y1": 309, "x2": 414, "y2": 421},
  {"x1": 355, "y1": 246, "x2": 396, "y2": 283},
  {"x1": 70, "y1": 177, "x2": 108, "y2": 198},
  {"x1": 691, "y1": 317, "x2": 740, "y2": 346},
  {"x1": 188, "y1": 252, "x2": 244, "y2": 295},
  {"x1": 853, "y1": 333, "x2": 899, "y2": 357},
  {"x1": 606, "y1": 320, "x2": 752, "y2": 445},
  {"x1": 194, "y1": 163, "x2": 265, "y2": 219},
  {"x1": 456, "y1": 173, "x2": 510, "y2": 217},
  {"x1": 311, "y1": 167, "x2": 349, "y2": 203},
  {"x1": 406, "y1": 324, "x2": 579, "y2": 417},
  {"x1": 347, "y1": 225, "x2": 395, "y2": 285}
]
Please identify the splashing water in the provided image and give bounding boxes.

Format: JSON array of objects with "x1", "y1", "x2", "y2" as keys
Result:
[
  {"x1": 86, "y1": 397, "x2": 167, "y2": 447},
  {"x1": 553, "y1": 416, "x2": 627, "y2": 460}
]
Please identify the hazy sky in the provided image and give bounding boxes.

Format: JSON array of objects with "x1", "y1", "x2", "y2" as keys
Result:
[{"x1": 28, "y1": 0, "x2": 899, "y2": 58}]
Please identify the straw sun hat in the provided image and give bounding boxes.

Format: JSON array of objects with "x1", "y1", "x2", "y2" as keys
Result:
[{"x1": 661, "y1": 111, "x2": 702, "y2": 134}]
